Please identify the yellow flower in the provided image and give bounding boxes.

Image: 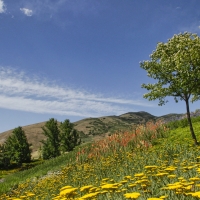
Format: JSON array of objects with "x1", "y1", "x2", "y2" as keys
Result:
[
  {"x1": 155, "y1": 173, "x2": 169, "y2": 177},
  {"x1": 167, "y1": 175, "x2": 176, "y2": 178},
  {"x1": 191, "y1": 191, "x2": 200, "y2": 197},
  {"x1": 80, "y1": 185, "x2": 93, "y2": 192},
  {"x1": 159, "y1": 195, "x2": 168, "y2": 199},
  {"x1": 60, "y1": 188, "x2": 78, "y2": 197},
  {"x1": 101, "y1": 183, "x2": 118, "y2": 189},
  {"x1": 60, "y1": 185, "x2": 73, "y2": 191},
  {"x1": 128, "y1": 183, "x2": 137, "y2": 188},
  {"x1": 144, "y1": 165, "x2": 158, "y2": 169},
  {"x1": 189, "y1": 177, "x2": 200, "y2": 181},
  {"x1": 167, "y1": 185, "x2": 182, "y2": 190},
  {"x1": 124, "y1": 192, "x2": 140, "y2": 199},
  {"x1": 26, "y1": 192, "x2": 35, "y2": 197},
  {"x1": 19, "y1": 196, "x2": 27, "y2": 199},
  {"x1": 134, "y1": 173, "x2": 144, "y2": 178},
  {"x1": 80, "y1": 192, "x2": 99, "y2": 199},
  {"x1": 124, "y1": 176, "x2": 132, "y2": 179}
]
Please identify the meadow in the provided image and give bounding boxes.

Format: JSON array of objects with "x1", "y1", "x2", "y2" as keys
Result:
[{"x1": 1, "y1": 119, "x2": 200, "y2": 200}]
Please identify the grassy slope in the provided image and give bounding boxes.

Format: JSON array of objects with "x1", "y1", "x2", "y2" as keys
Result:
[{"x1": 1, "y1": 119, "x2": 200, "y2": 197}]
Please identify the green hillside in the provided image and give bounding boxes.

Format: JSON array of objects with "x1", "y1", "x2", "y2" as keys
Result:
[{"x1": 1, "y1": 117, "x2": 200, "y2": 199}]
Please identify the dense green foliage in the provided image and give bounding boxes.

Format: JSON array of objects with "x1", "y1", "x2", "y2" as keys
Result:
[
  {"x1": 41, "y1": 118, "x2": 61, "y2": 159},
  {"x1": 59, "y1": 119, "x2": 81, "y2": 152},
  {"x1": 140, "y1": 32, "x2": 200, "y2": 145},
  {"x1": 0, "y1": 127, "x2": 31, "y2": 168},
  {"x1": 41, "y1": 118, "x2": 81, "y2": 160}
]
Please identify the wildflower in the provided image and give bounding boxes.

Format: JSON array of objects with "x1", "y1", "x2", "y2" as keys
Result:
[
  {"x1": 189, "y1": 177, "x2": 200, "y2": 181},
  {"x1": 124, "y1": 192, "x2": 140, "y2": 199},
  {"x1": 147, "y1": 198, "x2": 162, "y2": 200},
  {"x1": 155, "y1": 172, "x2": 168, "y2": 177},
  {"x1": 60, "y1": 185, "x2": 73, "y2": 191},
  {"x1": 60, "y1": 187, "x2": 78, "y2": 198},
  {"x1": 134, "y1": 173, "x2": 144, "y2": 178},
  {"x1": 144, "y1": 165, "x2": 158, "y2": 169},
  {"x1": 80, "y1": 185, "x2": 93, "y2": 192},
  {"x1": 167, "y1": 174, "x2": 176, "y2": 178},
  {"x1": 159, "y1": 195, "x2": 168, "y2": 199},
  {"x1": 80, "y1": 192, "x2": 99, "y2": 199}
]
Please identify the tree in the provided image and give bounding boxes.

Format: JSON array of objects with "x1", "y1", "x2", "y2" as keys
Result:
[
  {"x1": 4, "y1": 127, "x2": 31, "y2": 165},
  {"x1": 41, "y1": 118, "x2": 60, "y2": 159},
  {"x1": 0, "y1": 144, "x2": 11, "y2": 169},
  {"x1": 59, "y1": 119, "x2": 81, "y2": 152},
  {"x1": 140, "y1": 32, "x2": 200, "y2": 146},
  {"x1": 41, "y1": 118, "x2": 81, "y2": 160}
]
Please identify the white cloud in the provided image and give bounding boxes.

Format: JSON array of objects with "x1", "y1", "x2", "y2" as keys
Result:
[
  {"x1": 20, "y1": 8, "x2": 33, "y2": 16},
  {"x1": 0, "y1": 0, "x2": 6, "y2": 13},
  {"x1": 0, "y1": 67, "x2": 154, "y2": 117}
]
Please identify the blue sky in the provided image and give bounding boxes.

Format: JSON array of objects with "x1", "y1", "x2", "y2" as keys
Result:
[{"x1": 0, "y1": 0, "x2": 200, "y2": 133}]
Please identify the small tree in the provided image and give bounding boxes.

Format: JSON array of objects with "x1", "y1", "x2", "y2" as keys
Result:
[
  {"x1": 59, "y1": 119, "x2": 81, "y2": 152},
  {"x1": 41, "y1": 118, "x2": 60, "y2": 159},
  {"x1": 140, "y1": 32, "x2": 200, "y2": 145},
  {"x1": 4, "y1": 127, "x2": 31, "y2": 165}
]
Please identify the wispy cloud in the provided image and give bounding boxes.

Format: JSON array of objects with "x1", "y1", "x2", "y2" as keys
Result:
[
  {"x1": 20, "y1": 8, "x2": 33, "y2": 16},
  {"x1": 0, "y1": 0, "x2": 6, "y2": 13},
  {"x1": 0, "y1": 67, "x2": 154, "y2": 117},
  {"x1": 0, "y1": 67, "x2": 155, "y2": 117}
]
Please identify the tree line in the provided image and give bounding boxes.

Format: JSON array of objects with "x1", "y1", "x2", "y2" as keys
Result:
[{"x1": 0, "y1": 118, "x2": 81, "y2": 169}]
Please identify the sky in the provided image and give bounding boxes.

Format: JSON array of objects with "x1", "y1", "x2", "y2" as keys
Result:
[{"x1": 1, "y1": 0, "x2": 200, "y2": 133}]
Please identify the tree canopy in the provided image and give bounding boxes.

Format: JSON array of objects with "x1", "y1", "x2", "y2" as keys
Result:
[
  {"x1": 140, "y1": 32, "x2": 200, "y2": 145},
  {"x1": 41, "y1": 118, "x2": 60, "y2": 159},
  {"x1": 41, "y1": 118, "x2": 81, "y2": 160},
  {"x1": 4, "y1": 127, "x2": 31, "y2": 165}
]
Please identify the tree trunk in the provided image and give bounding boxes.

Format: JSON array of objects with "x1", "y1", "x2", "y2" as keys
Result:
[{"x1": 185, "y1": 98, "x2": 198, "y2": 146}]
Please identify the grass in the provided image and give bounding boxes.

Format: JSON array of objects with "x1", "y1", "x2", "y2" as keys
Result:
[{"x1": 1, "y1": 119, "x2": 200, "y2": 199}]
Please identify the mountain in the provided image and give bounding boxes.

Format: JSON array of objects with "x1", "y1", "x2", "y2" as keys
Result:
[{"x1": 0, "y1": 111, "x2": 184, "y2": 159}]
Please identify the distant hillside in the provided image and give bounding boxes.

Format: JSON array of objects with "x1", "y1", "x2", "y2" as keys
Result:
[{"x1": 0, "y1": 111, "x2": 185, "y2": 159}]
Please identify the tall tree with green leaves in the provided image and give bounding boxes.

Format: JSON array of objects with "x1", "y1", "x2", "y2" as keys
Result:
[
  {"x1": 140, "y1": 32, "x2": 200, "y2": 145},
  {"x1": 41, "y1": 118, "x2": 60, "y2": 159},
  {"x1": 4, "y1": 127, "x2": 31, "y2": 165},
  {"x1": 59, "y1": 119, "x2": 81, "y2": 152}
]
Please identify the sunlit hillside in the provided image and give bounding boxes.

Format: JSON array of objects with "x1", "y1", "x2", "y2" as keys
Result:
[{"x1": 1, "y1": 118, "x2": 200, "y2": 199}]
